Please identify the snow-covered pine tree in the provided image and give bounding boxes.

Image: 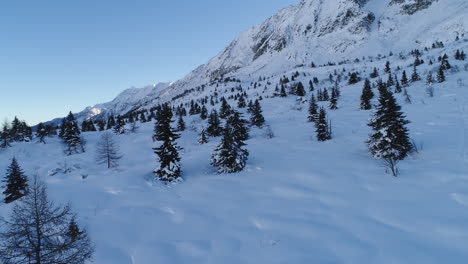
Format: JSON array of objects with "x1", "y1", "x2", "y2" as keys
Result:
[
  {"x1": 250, "y1": 99, "x2": 265, "y2": 128},
  {"x1": 229, "y1": 111, "x2": 249, "y2": 141},
  {"x1": 177, "y1": 115, "x2": 186, "y2": 132},
  {"x1": 401, "y1": 70, "x2": 409, "y2": 87},
  {"x1": 1, "y1": 121, "x2": 11, "y2": 149},
  {"x1": 210, "y1": 117, "x2": 249, "y2": 174},
  {"x1": 437, "y1": 65, "x2": 445, "y2": 83},
  {"x1": 367, "y1": 83, "x2": 412, "y2": 176},
  {"x1": 153, "y1": 104, "x2": 182, "y2": 182},
  {"x1": 280, "y1": 84, "x2": 287, "y2": 97},
  {"x1": 237, "y1": 96, "x2": 246, "y2": 108},
  {"x1": 200, "y1": 105, "x2": 208, "y2": 120},
  {"x1": 360, "y1": 78, "x2": 374, "y2": 110},
  {"x1": 426, "y1": 71, "x2": 434, "y2": 85},
  {"x1": 411, "y1": 65, "x2": 420, "y2": 82},
  {"x1": 2, "y1": 157, "x2": 28, "y2": 203},
  {"x1": 296, "y1": 82, "x2": 306, "y2": 96},
  {"x1": 113, "y1": 116, "x2": 126, "y2": 135},
  {"x1": 107, "y1": 115, "x2": 116, "y2": 130},
  {"x1": 329, "y1": 88, "x2": 338, "y2": 110},
  {"x1": 370, "y1": 67, "x2": 379, "y2": 79},
  {"x1": 308, "y1": 94, "x2": 318, "y2": 122},
  {"x1": 207, "y1": 110, "x2": 223, "y2": 137},
  {"x1": 198, "y1": 128, "x2": 209, "y2": 145},
  {"x1": 219, "y1": 97, "x2": 232, "y2": 119},
  {"x1": 315, "y1": 107, "x2": 331, "y2": 141},
  {"x1": 61, "y1": 112, "x2": 85, "y2": 155}
]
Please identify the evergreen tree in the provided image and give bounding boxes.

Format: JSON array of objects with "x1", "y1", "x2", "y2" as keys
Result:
[
  {"x1": 153, "y1": 105, "x2": 182, "y2": 182},
  {"x1": 200, "y1": 105, "x2": 208, "y2": 120},
  {"x1": 219, "y1": 97, "x2": 231, "y2": 119},
  {"x1": 61, "y1": 112, "x2": 85, "y2": 155},
  {"x1": 426, "y1": 71, "x2": 434, "y2": 85},
  {"x1": 198, "y1": 128, "x2": 209, "y2": 145},
  {"x1": 315, "y1": 108, "x2": 331, "y2": 141},
  {"x1": 36, "y1": 122, "x2": 48, "y2": 144},
  {"x1": 210, "y1": 118, "x2": 249, "y2": 174},
  {"x1": 207, "y1": 110, "x2": 223, "y2": 137},
  {"x1": 309, "y1": 80, "x2": 315, "y2": 91},
  {"x1": 177, "y1": 115, "x2": 186, "y2": 132},
  {"x1": 384, "y1": 61, "x2": 391, "y2": 74},
  {"x1": 113, "y1": 116, "x2": 126, "y2": 135},
  {"x1": 323, "y1": 88, "x2": 330, "y2": 101},
  {"x1": 106, "y1": 115, "x2": 116, "y2": 130},
  {"x1": 308, "y1": 94, "x2": 318, "y2": 122},
  {"x1": 296, "y1": 82, "x2": 306, "y2": 96},
  {"x1": 329, "y1": 88, "x2": 338, "y2": 110},
  {"x1": 394, "y1": 78, "x2": 402, "y2": 93},
  {"x1": 360, "y1": 78, "x2": 374, "y2": 110},
  {"x1": 237, "y1": 96, "x2": 246, "y2": 108},
  {"x1": 411, "y1": 65, "x2": 420, "y2": 82},
  {"x1": 370, "y1": 67, "x2": 379, "y2": 79},
  {"x1": 348, "y1": 72, "x2": 359, "y2": 84},
  {"x1": 0, "y1": 123, "x2": 11, "y2": 149},
  {"x1": 367, "y1": 84, "x2": 412, "y2": 176},
  {"x1": 250, "y1": 100, "x2": 265, "y2": 128},
  {"x1": 2, "y1": 158, "x2": 28, "y2": 203},
  {"x1": 437, "y1": 65, "x2": 445, "y2": 83},
  {"x1": 401, "y1": 70, "x2": 409, "y2": 87},
  {"x1": 280, "y1": 84, "x2": 287, "y2": 97},
  {"x1": 229, "y1": 111, "x2": 249, "y2": 141}
]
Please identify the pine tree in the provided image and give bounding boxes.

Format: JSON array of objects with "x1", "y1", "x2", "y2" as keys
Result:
[
  {"x1": 113, "y1": 116, "x2": 126, "y2": 135},
  {"x1": 426, "y1": 71, "x2": 434, "y2": 85},
  {"x1": 323, "y1": 88, "x2": 330, "y2": 101},
  {"x1": 36, "y1": 122, "x2": 48, "y2": 144},
  {"x1": 198, "y1": 128, "x2": 209, "y2": 145},
  {"x1": 207, "y1": 110, "x2": 223, "y2": 137},
  {"x1": 370, "y1": 67, "x2": 379, "y2": 79},
  {"x1": 153, "y1": 105, "x2": 182, "y2": 182},
  {"x1": 1, "y1": 121, "x2": 11, "y2": 149},
  {"x1": 200, "y1": 105, "x2": 208, "y2": 120},
  {"x1": 62, "y1": 112, "x2": 85, "y2": 155},
  {"x1": 367, "y1": 84, "x2": 412, "y2": 176},
  {"x1": 360, "y1": 78, "x2": 374, "y2": 110},
  {"x1": 106, "y1": 115, "x2": 116, "y2": 129},
  {"x1": 280, "y1": 84, "x2": 287, "y2": 97},
  {"x1": 308, "y1": 94, "x2": 318, "y2": 122},
  {"x1": 437, "y1": 66, "x2": 445, "y2": 83},
  {"x1": 219, "y1": 97, "x2": 231, "y2": 119},
  {"x1": 229, "y1": 111, "x2": 249, "y2": 141},
  {"x1": 329, "y1": 88, "x2": 338, "y2": 110},
  {"x1": 401, "y1": 70, "x2": 409, "y2": 87},
  {"x1": 348, "y1": 72, "x2": 359, "y2": 84},
  {"x1": 387, "y1": 73, "x2": 394, "y2": 87},
  {"x1": 2, "y1": 158, "x2": 28, "y2": 203},
  {"x1": 96, "y1": 132, "x2": 122, "y2": 169},
  {"x1": 384, "y1": 61, "x2": 391, "y2": 74},
  {"x1": 309, "y1": 80, "x2": 315, "y2": 91},
  {"x1": 250, "y1": 99, "x2": 265, "y2": 128},
  {"x1": 210, "y1": 118, "x2": 249, "y2": 174},
  {"x1": 315, "y1": 108, "x2": 331, "y2": 141},
  {"x1": 394, "y1": 78, "x2": 402, "y2": 93},
  {"x1": 296, "y1": 82, "x2": 306, "y2": 96},
  {"x1": 177, "y1": 115, "x2": 186, "y2": 132},
  {"x1": 411, "y1": 65, "x2": 420, "y2": 82},
  {"x1": 237, "y1": 96, "x2": 246, "y2": 108}
]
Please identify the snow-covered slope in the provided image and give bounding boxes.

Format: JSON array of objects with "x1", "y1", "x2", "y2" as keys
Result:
[
  {"x1": 60, "y1": 0, "x2": 468, "y2": 120},
  {"x1": 2, "y1": 38, "x2": 468, "y2": 263}
]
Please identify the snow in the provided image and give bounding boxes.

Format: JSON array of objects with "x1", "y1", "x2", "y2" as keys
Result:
[
  {"x1": 3, "y1": 0, "x2": 468, "y2": 262},
  {"x1": 2, "y1": 36, "x2": 468, "y2": 263}
]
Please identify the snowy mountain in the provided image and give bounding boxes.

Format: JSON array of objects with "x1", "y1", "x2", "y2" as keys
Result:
[{"x1": 69, "y1": 0, "x2": 467, "y2": 116}]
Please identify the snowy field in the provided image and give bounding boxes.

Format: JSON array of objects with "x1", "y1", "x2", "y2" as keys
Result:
[{"x1": 2, "y1": 41, "x2": 468, "y2": 263}]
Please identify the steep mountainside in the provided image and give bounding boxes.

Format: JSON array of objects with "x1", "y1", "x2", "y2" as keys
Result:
[{"x1": 66, "y1": 0, "x2": 467, "y2": 121}]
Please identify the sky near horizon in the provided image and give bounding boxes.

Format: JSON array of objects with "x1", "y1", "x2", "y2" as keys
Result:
[{"x1": 0, "y1": 0, "x2": 297, "y2": 125}]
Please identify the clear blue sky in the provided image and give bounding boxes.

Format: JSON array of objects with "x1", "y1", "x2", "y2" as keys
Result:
[{"x1": 0, "y1": 0, "x2": 297, "y2": 125}]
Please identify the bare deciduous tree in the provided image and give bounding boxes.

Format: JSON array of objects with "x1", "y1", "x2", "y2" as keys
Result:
[
  {"x1": 0, "y1": 175, "x2": 94, "y2": 264},
  {"x1": 96, "y1": 132, "x2": 122, "y2": 169}
]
